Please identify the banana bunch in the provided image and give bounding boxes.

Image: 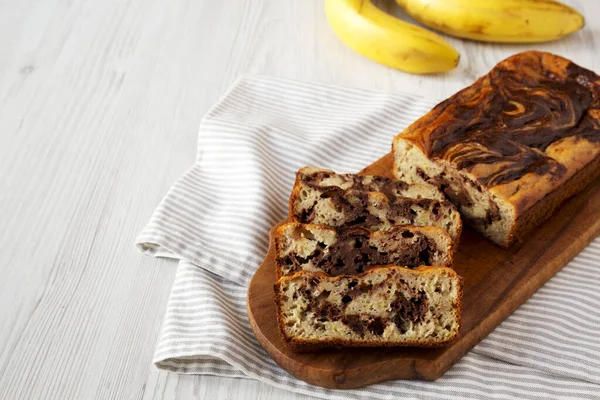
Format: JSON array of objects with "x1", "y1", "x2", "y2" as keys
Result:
[
  {"x1": 324, "y1": 0, "x2": 584, "y2": 74},
  {"x1": 324, "y1": 0, "x2": 460, "y2": 74}
]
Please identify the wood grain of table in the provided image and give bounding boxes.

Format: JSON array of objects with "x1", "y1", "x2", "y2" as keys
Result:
[{"x1": 0, "y1": 0, "x2": 598, "y2": 399}]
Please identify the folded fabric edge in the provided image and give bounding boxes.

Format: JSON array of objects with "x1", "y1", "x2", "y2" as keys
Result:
[
  {"x1": 216, "y1": 74, "x2": 433, "y2": 109},
  {"x1": 153, "y1": 352, "x2": 377, "y2": 400},
  {"x1": 135, "y1": 241, "x2": 183, "y2": 260},
  {"x1": 153, "y1": 349, "x2": 600, "y2": 400}
]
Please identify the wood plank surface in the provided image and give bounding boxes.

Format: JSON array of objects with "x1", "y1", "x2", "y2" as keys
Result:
[
  {"x1": 0, "y1": 0, "x2": 599, "y2": 399},
  {"x1": 247, "y1": 153, "x2": 600, "y2": 389}
]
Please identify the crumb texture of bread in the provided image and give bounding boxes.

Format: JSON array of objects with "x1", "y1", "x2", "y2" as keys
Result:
[
  {"x1": 393, "y1": 51, "x2": 600, "y2": 247},
  {"x1": 290, "y1": 186, "x2": 461, "y2": 243},
  {"x1": 275, "y1": 266, "x2": 462, "y2": 349},
  {"x1": 295, "y1": 167, "x2": 445, "y2": 201},
  {"x1": 275, "y1": 223, "x2": 453, "y2": 278}
]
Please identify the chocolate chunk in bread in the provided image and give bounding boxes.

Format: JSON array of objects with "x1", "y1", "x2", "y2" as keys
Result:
[
  {"x1": 274, "y1": 222, "x2": 453, "y2": 279},
  {"x1": 274, "y1": 266, "x2": 462, "y2": 351},
  {"x1": 393, "y1": 51, "x2": 600, "y2": 247},
  {"x1": 294, "y1": 166, "x2": 445, "y2": 202},
  {"x1": 290, "y1": 187, "x2": 461, "y2": 244}
]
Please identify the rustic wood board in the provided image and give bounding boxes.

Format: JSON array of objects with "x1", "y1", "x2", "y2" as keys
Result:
[{"x1": 246, "y1": 152, "x2": 600, "y2": 389}]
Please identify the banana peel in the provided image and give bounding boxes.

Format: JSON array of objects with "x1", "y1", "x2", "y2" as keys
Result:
[
  {"x1": 395, "y1": 0, "x2": 584, "y2": 43},
  {"x1": 324, "y1": 0, "x2": 460, "y2": 74},
  {"x1": 324, "y1": 0, "x2": 584, "y2": 75}
]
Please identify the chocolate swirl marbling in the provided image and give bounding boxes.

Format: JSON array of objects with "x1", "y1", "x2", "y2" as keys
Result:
[
  {"x1": 393, "y1": 51, "x2": 600, "y2": 247},
  {"x1": 425, "y1": 52, "x2": 600, "y2": 188}
]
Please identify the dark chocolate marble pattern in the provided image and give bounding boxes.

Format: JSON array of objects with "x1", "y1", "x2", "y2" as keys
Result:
[
  {"x1": 280, "y1": 227, "x2": 435, "y2": 276},
  {"x1": 297, "y1": 185, "x2": 444, "y2": 230},
  {"x1": 426, "y1": 53, "x2": 600, "y2": 188},
  {"x1": 304, "y1": 170, "x2": 409, "y2": 202},
  {"x1": 299, "y1": 276, "x2": 429, "y2": 337}
]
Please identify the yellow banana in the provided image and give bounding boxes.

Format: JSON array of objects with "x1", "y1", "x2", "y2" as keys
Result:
[
  {"x1": 324, "y1": 0, "x2": 459, "y2": 74},
  {"x1": 395, "y1": 0, "x2": 584, "y2": 43}
]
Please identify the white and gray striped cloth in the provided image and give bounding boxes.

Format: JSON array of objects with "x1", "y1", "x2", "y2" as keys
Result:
[{"x1": 136, "y1": 75, "x2": 600, "y2": 399}]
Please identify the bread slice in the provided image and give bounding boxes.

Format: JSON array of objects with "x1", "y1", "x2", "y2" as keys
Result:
[
  {"x1": 392, "y1": 51, "x2": 600, "y2": 247},
  {"x1": 274, "y1": 222, "x2": 454, "y2": 279},
  {"x1": 292, "y1": 166, "x2": 445, "y2": 202},
  {"x1": 275, "y1": 266, "x2": 462, "y2": 351},
  {"x1": 290, "y1": 188, "x2": 461, "y2": 244}
]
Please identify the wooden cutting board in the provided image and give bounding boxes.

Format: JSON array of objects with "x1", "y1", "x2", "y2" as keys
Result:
[{"x1": 246, "y1": 153, "x2": 600, "y2": 389}]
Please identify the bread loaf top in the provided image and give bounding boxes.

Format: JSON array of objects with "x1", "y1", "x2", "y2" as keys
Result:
[{"x1": 393, "y1": 51, "x2": 600, "y2": 214}]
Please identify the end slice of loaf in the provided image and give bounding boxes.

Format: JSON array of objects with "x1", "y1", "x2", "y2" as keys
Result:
[
  {"x1": 275, "y1": 266, "x2": 462, "y2": 351},
  {"x1": 274, "y1": 222, "x2": 453, "y2": 279},
  {"x1": 290, "y1": 188, "x2": 462, "y2": 244}
]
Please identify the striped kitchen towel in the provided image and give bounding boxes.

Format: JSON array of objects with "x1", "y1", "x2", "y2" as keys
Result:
[{"x1": 136, "y1": 75, "x2": 600, "y2": 399}]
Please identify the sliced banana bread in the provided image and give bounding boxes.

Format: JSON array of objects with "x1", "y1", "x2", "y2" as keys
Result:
[
  {"x1": 293, "y1": 166, "x2": 445, "y2": 202},
  {"x1": 290, "y1": 188, "x2": 461, "y2": 244},
  {"x1": 275, "y1": 266, "x2": 463, "y2": 351},
  {"x1": 274, "y1": 222, "x2": 454, "y2": 279}
]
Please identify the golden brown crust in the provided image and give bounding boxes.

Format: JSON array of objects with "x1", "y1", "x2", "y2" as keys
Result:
[
  {"x1": 394, "y1": 51, "x2": 600, "y2": 217},
  {"x1": 287, "y1": 168, "x2": 307, "y2": 218},
  {"x1": 274, "y1": 266, "x2": 463, "y2": 352},
  {"x1": 282, "y1": 334, "x2": 457, "y2": 352},
  {"x1": 509, "y1": 153, "x2": 600, "y2": 246}
]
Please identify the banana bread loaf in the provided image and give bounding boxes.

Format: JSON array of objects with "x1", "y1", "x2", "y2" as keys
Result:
[
  {"x1": 275, "y1": 266, "x2": 462, "y2": 351},
  {"x1": 393, "y1": 51, "x2": 600, "y2": 247},
  {"x1": 274, "y1": 222, "x2": 454, "y2": 279}
]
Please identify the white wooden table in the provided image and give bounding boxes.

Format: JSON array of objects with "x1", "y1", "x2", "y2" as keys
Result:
[{"x1": 1, "y1": 1, "x2": 598, "y2": 398}]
